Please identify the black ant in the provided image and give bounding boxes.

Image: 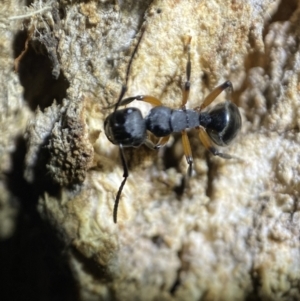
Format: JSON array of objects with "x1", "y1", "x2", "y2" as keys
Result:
[{"x1": 104, "y1": 36, "x2": 242, "y2": 223}]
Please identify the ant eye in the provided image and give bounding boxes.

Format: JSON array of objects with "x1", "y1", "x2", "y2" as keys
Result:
[{"x1": 206, "y1": 101, "x2": 241, "y2": 146}]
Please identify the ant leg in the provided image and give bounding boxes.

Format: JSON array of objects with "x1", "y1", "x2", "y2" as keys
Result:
[
  {"x1": 113, "y1": 145, "x2": 129, "y2": 223},
  {"x1": 155, "y1": 135, "x2": 170, "y2": 149},
  {"x1": 104, "y1": 95, "x2": 162, "y2": 109},
  {"x1": 195, "y1": 80, "x2": 233, "y2": 111},
  {"x1": 197, "y1": 127, "x2": 233, "y2": 159},
  {"x1": 182, "y1": 36, "x2": 192, "y2": 108},
  {"x1": 144, "y1": 138, "x2": 156, "y2": 149},
  {"x1": 181, "y1": 130, "x2": 193, "y2": 176},
  {"x1": 144, "y1": 135, "x2": 170, "y2": 149},
  {"x1": 117, "y1": 95, "x2": 163, "y2": 107}
]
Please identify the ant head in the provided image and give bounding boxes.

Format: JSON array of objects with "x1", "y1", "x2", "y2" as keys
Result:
[
  {"x1": 104, "y1": 108, "x2": 147, "y2": 147},
  {"x1": 206, "y1": 101, "x2": 241, "y2": 146}
]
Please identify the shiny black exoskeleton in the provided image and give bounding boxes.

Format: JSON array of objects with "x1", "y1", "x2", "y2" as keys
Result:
[
  {"x1": 202, "y1": 101, "x2": 241, "y2": 146},
  {"x1": 104, "y1": 99, "x2": 241, "y2": 148},
  {"x1": 105, "y1": 108, "x2": 147, "y2": 147}
]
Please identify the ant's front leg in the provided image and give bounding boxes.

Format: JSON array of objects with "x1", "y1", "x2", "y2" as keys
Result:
[
  {"x1": 116, "y1": 95, "x2": 163, "y2": 107},
  {"x1": 154, "y1": 135, "x2": 171, "y2": 149},
  {"x1": 105, "y1": 89, "x2": 163, "y2": 110},
  {"x1": 144, "y1": 135, "x2": 170, "y2": 149}
]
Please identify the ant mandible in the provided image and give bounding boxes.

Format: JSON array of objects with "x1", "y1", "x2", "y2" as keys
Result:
[{"x1": 104, "y1": 36, "x2": 242, "y2": 223}]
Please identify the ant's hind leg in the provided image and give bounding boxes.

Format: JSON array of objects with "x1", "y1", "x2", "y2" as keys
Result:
[
  {"x1": 113, "y1": 145, "x2": 129, "y2": 223},
  {"x1": 195, "y1": 80, "x2": 233, "y2": 111},
  {"x1": 181, "y1": 130, "x2": 193, "y2": 177},
  {"x1": 197, "y1": 127, "x2": 234, "y2": 159},
  {"x1": 182, "y1": 35, "x2": 192, "y2": 108}
]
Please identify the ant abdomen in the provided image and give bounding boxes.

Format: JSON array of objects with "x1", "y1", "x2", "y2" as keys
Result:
[{"x1": 206, "y1": 101, "x2": 241, "y2": 146}]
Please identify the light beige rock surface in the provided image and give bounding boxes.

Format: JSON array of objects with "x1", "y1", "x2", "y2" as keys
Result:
[{"x1": 1, "y1": 0, "x2": 300, "y2": 300}]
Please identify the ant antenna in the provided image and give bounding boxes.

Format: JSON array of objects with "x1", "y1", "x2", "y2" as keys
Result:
[
  {"x1": 112, "y1": 23, "x2": 146, "y2": 223},
  {"x1": 113, "y1": 24, "x2": 146, "y2": 113},
  {"x1": 113, "y1": 145, "x2": 128, "y2": 223},
  {"x1": 125, "y1": 24, "x2": 146, "y2": 84},
  {"x1": 113, "y1": 85, "x2": 127, "y2": 113}
]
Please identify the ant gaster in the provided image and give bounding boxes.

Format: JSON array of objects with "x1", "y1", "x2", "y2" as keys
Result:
[{"x1": 104, "y1": 36, "x2": 242, "y2": 223}]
